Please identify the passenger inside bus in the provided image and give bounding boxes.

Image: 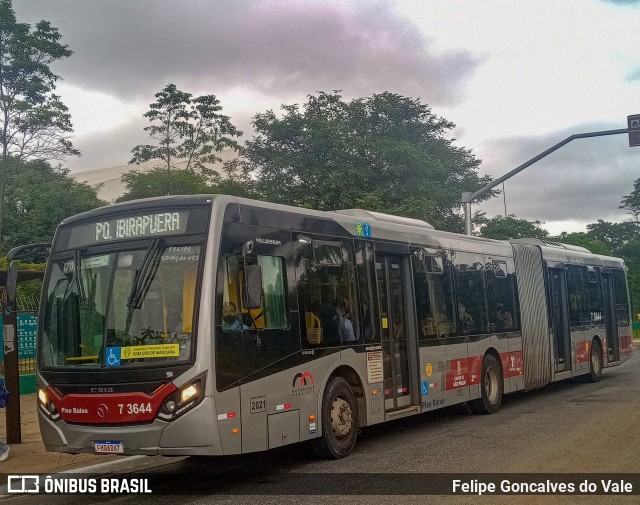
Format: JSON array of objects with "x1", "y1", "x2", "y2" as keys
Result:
[
  {"x1": 318, "y1": 303, "x2": 341, "y2": 344},
  {"x1": 494, "y1": 303, "x2": 513, "y2": 331},
  {"x1": 458, "y1": 303, "x2": 475, "y2": 332},
  {"x1": 421, "y1": 312, "x2": 453, "y2": 338},
  {"x1": 336, "y1": 300, "x2": 356, "y2": 343},
  {"x1": 420, "y1": 316, "x2": 435, "y2": 339}
]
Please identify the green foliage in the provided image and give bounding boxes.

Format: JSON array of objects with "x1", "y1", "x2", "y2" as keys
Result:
[
  {"x1": 620, "y1": 178, "x2": 640, "y2": 221},
  {"x1": 244, "y1": 91, "x2": 493, "y2": 232},
  {"x1": 117, "y1": 161, "x2": 260, "y2": 202},
  {"x1": 129, "y1": 83, "x2": 242, "y2": 179},
  {"x1": 617, "y1": 237, "x2": 640, "y2": 317},
  {"x1": 551, "y1": 232, "x2": 611, "y2": 255},
  {"x1": 2, "y1": 158, "x2": 104, "y2": 252},
  {"x1": 479, "y1": 214, "x2": 549, "y2": 240},
  {"x1": 117, "y1": 167, "x2": 212, "y2": 202},
  {"x1": 585, "y1": 219, "x2": 638, "y2": 256},
  {"x1": 0, "y1": 0, "x2": 78, "y2": 242},
  {"x1": 0, "y1": 257, "x2": 45, "y2": 271}
]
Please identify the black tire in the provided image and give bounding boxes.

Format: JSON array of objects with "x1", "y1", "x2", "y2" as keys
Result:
[
  {"x1": 470, "y1": 354, "x2": 503, "y2": 415},
  {"x1": 586, "y1": 339, "x2": 603, "y2": 383},
  {"x1": 314, "y1": 376, "x2": 358, "y2": 459}
]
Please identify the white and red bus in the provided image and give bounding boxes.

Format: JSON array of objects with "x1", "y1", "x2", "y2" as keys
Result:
[{"x1": 34, "y1": 195, "x2": 632, "y2": 458}]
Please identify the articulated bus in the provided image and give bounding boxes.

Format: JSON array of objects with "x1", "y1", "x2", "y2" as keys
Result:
[{"x1": 35, "y1": 195, "x2": 632, "y2": 458}]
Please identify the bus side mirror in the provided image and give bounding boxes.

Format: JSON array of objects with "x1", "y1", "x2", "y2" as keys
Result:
[
  {"x1": 243, "y1": 264, "x2": 263, "y2": 309},
  {"x1": 6, "y1": 261, "x2": 18, "y2": 308}
]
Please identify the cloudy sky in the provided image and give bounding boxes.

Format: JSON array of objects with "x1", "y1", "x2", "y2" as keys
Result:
[{"x1": 14, "y1": 0, "x2": 640, "y2": 234}]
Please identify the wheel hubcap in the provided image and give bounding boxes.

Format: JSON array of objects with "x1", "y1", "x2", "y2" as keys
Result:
[
  {"x1": 592, "y1": 347, "x2": 601, "y2": 375},
  {"x1": 485, "y1": 366, "x2": 498, "y2": 403},
  {"x1": 331, "y1": 397, "x2": 352, "y2": 437}
]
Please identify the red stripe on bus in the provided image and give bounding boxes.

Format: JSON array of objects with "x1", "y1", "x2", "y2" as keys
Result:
[
  {"x1": 575, "y1": 341, "x2": 590, "y2": 364},
  {"x1": 444, "y1": 352, "x2": 524, "y2": 390},
  {"x1": 48, "y1": 382, "x2": 177, "y2": 424}
]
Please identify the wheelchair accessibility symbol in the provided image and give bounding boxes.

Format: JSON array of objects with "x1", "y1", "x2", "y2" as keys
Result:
[{"x1": 106, "y1": 347, "x2": 121, "y2": 367}]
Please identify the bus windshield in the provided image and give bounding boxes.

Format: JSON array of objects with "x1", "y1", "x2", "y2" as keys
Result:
[{"x1": 40, "y1": 244, "x2": 201, "y2": 368}]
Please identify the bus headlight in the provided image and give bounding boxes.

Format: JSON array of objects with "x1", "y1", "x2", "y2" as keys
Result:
[
  {"x1": 38, "y1": 388, "x2": 47, "y2": 406},
  {"x1": 181, "y1": 384, "x2": 198, "y2": 404},
  {"x1": 37, "y1": 387, "x2": 60, "y2": 421},
  {"x1": 157, "y1": 375, "x2": 205, "y2": 421}
]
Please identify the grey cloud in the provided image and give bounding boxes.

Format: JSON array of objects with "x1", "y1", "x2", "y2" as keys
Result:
[
  {"x1": 65, "y1": 120, "x2": 149, "y2": 173},
  {"x1": 14, "y1": 0, "x2": 480, "y2": 106},
  {"x1": 476, "y1": 124, "x2": 638, "y2": 226}
]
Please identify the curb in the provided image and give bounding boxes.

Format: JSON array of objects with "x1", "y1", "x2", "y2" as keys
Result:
[{"x1": 59, "y1": 455, "x2": 183, "y2": 474}]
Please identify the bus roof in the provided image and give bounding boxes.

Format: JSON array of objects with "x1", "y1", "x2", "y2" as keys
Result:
[{"x1": 54, "y1": 194, "x2": 625, "y2": 265}]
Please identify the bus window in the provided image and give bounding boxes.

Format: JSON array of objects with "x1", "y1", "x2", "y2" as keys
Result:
[
  {"x1": 411, "y1": 248, "x2": 455, "y2": 340},
  {"x1": 295, "y1": 235, "x2": 358, "y2": 347},
  {"x1": 355, "y1": 241, "x2": 377, "y2": 343},
  {"x1": 216, "y1": 252, "x2": 292, "y2": 391},
  {"x1": 222, "y1": 255, "x2": 288, "y2": 331},
  {"x1": 585, "y1": 267, "x2": 604, "y2": 325},
  {"x1": 454, "y1": 254, "x2": 488, "y2": 335},
  {"x1": 485, "y1": 259, "x2": 519, "y2": 332},
  {"x1": 41, "y1": 245, "x2": 201, "y2": 368},
  {"x1": 612, "y1": 268, "x2": 630, "y2": 326},
  {"x1": 566, "y1": 265, "x2": 588, "y2": 327}
]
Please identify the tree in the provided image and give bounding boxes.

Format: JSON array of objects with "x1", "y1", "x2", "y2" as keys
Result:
[
  {"x1": 0, "y1": 0, "x2": 79, "y2": 245},
  {"x1": 118, "y1": 160, "x2": 260, "y2": 202},
  {"x1": 620, "y1": 178, "x2": 640, "y2": 221},
  {"x1": 244, "y1": 91, "x2": 493, "y2": 232},
  {"x1": 551, "y1": 232, "x2": 611, "y2": 255},
  {"x1": 2, "y1": 158, "x2": 103, "y2": 251},
  {"x1": 117, "y1": 168, "x2": 212, "y2": 202},
  {"x1": 479, "y1": 214, "x2": 549, "y2": 240},
  {"x1": 585, "y1": 219, "x2": 638, "y2": 256},
  {"x1": 128, "y1": 83, "x2": 242, "y2": 196},
  {"x1": 618, "y1": 237, "x2": 640, "y2": 317}
]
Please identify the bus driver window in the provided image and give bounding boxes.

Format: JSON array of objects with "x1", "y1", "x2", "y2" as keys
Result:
[{"x1": 221, "y1": 254, "x2": 288, "y2": 332}]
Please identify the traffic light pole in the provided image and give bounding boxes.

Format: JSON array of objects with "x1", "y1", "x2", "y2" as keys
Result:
[{"x1": 462, "y1": 127, "x2": 630, "y2": 235}]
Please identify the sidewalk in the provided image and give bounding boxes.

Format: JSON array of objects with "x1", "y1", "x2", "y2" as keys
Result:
[{"x1": 0, "y1": 393, "x2": 122, "y2": 474}]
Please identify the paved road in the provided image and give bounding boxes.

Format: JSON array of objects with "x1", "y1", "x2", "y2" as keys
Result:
[{"x1": 9, "y1": 352, "x2": 640, "y2": 504}]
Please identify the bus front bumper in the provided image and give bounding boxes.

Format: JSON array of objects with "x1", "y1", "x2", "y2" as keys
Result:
[{"x1": 38, "y1": 396, "x2": 224, "y2": 456}]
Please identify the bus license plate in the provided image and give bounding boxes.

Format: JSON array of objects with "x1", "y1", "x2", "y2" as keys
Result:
[{"x1": 94, "y1": 441, "x2": 124, "y2": 454}]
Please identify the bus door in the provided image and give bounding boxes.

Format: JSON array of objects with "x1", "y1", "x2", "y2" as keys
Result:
[
  {"x1": 548, "y1": 268, "x2": 571, "y2": 372},
  {"x1": 601, "y1": 272, "x2": 620, "y2": 363},
  {"x1": 375, "y1": 254, "x2": 413, "y2": 411}
]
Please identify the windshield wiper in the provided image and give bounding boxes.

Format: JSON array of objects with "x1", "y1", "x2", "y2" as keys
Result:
[
  {"x1": 61, "y1": 249, "x2": 88, "y2": 309},
  {"x1": 124, "y1": 237, "x2": 164, "y2": 337},
  {"x1": 74, "y1": 249, "x2": 88, "y2": 309}
]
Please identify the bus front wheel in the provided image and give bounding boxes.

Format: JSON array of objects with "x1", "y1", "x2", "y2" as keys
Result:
[
  {"x1": 470, "y1": 354, "x2": 503, "y2": 415},
  {"x1": 314, "y1": 376, "x2": 358, "y2": 459}
]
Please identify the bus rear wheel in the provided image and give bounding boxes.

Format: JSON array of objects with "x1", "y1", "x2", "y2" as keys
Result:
[
  {"x1": 470, "y1": 354, "x2": 503, "y2": 415},
  {"x1": 314, "y1": 376, "x2": 358, "y2": 459},
  {"x1": 586, "y1": 340, "x2": 603, "y2": 383}
]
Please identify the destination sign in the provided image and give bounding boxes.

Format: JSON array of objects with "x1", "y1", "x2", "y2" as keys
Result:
[{"x1": 68, "y1": 211, "x2": 189, "y2": 247}]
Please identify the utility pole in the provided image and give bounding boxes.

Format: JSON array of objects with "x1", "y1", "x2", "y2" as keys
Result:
[{"x1": 462, "y1": 127, "x2": 630, "y2": 236}]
